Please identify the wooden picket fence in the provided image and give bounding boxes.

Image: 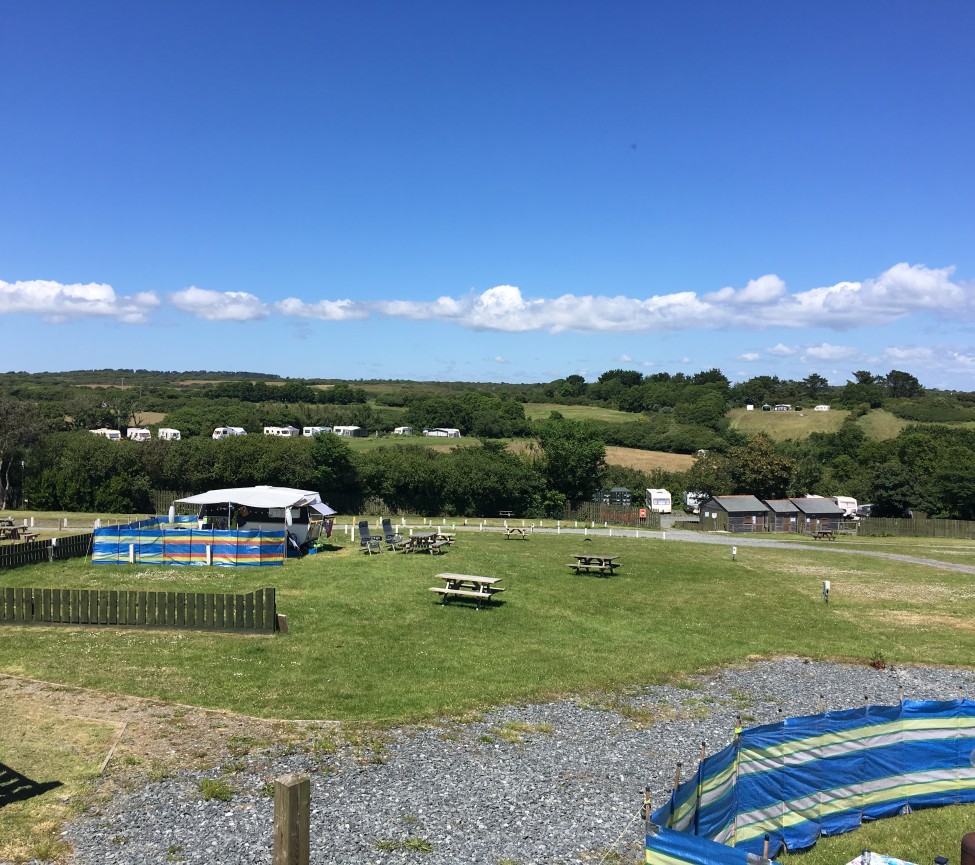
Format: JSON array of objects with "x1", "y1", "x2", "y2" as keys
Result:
[
  {"x1": 0, "y1": 533, "x2": 93, "y2": 571},
  {"x1": 0, "y1": 586, "x2": 278, "y2": 632}
]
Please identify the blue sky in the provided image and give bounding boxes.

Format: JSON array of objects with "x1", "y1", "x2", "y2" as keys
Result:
[{"x1": 2, "y1": 1, "x2": 974, "y2": 388}]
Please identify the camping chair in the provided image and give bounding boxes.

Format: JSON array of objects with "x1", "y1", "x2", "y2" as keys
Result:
[
  {"x1": 381, "y1": 517, "x2": 406, "y2": 551},
  {"x1": 358, "y1": 520, "x2": 383, "y2": 555}
]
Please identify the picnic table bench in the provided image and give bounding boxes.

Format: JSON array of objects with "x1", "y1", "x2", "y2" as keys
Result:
[
  {"x1": 567, "y1": 553, "x2": 621, "y2": 576},
  {"x1": 813, "y1": 530, "x2": 836, "y2": 540},
  {"x1": 0, "y1": 525, "x2": 38, "y2": 542},
  {"x1": 504, "y1": 527, "x2": 528, "y2": 539},
  {"x1": 407, "y1": 533, "x2": 449, "y2": 554},
  {"x1": 498, "y1": 510, "x2": 514, "y2": 518},
  {"x1": 429, "y1": 573, "x2": 505, "y2": 608}
]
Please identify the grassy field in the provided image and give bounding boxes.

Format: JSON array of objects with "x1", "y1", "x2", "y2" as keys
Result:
[
  {"x1": 855, "y1": 408, "x2": 911, "y2": 440},
  {"x1": 2, "y1": 529, "x2": 973, "y2": 722},
  {"x1": 727, "y1": 407, "x2": 849, "y2": 439},
  {"x1": 522, "y1": 403, "x2": 646, "y2": 422},
  {"x1": 2, "y1": 526, "x2": 975, "y2": 862},
  {"x1": 604, "y1": 446, "x2": 696, "y2": 472}
]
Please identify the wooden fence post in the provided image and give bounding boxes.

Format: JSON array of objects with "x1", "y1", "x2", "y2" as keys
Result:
[{"x1": 273, "y1": 773, "x2": 310, "y2": 865}]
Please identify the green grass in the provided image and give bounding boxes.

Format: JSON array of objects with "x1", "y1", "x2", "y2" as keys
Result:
[
  {"x1": 727, "y1": 408, "x2": 849, "y2": 440},
  {"x1": 781, "y1": 802, "x2": 975, "y2": 864},
  {"x1": 1, "y1": 531, "x2": 973, "y2": 723},
  {"x1": 855, "y1": 409, "x2": 911, "y2": 440},
  {"x1": 522, "y1": 403, "x2": 646, "y2": 422}
]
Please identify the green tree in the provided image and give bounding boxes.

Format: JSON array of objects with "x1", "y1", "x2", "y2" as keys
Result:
[
  {"x1": 0, "y1": 396, "x2": 44, "y2": 509},
  {"x1": 532, "y1": 417, "x2": 606, "y2": 502},
  {"x1": 725, "y1": 434, "x2": 797, "y2": 499}
]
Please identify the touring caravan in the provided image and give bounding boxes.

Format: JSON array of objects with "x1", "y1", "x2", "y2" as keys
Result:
[
  {"x1": 646, "y1": 488, "x2": 673, "y2": 514},
  {"x1": 126, "y1": 428, "x2": 151, "y2": 442},
  {"x1": 684, "y1": 491, "x2": 707, "y2": 514},
  {"x1": 90, "y1": 428, "x2": 122, "y2": 440},
  {"x1": 213, "y1": 426, "x2": 247, "y2": 440},
  {"x1": 302, "y1": 426, "x2": 332, "y2": 437},
  {"x1": 830, "y1": 496, "x2": 858, "y2": 519},
  {"x1": 158, "y1": 428, "x2": 181, "y2": 441},
  {"x1": 263, "y1": 426, "x2": 300, "y2": 437}
]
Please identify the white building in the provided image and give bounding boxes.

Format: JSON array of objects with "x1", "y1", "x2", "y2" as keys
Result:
[
  {"x1": 126, "y1": 428, "x2": 151, "y2": 442},
  {"x1": 302, "y1": 426, "x2": 332, "y2": 437},
  {"x1": 90, "y1": 428, "x2": 121, "y2": 440},
  {"x1": 423, "y1": 427, "x2": 461, "y2": 438},
  {"x1": 213, "y1": 426, "x2": 247, "y2": 440}
]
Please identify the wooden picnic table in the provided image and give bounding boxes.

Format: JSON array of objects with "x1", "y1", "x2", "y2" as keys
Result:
[
  {"x1": 0, "y1": 525, "x2": 38, "y2": 542},
  {"x1": 567, "y1": 553, "x2": 621, "y2": 576},
  {"x1": 813, "y1": 530, "x2": 836, "y2": 540},
  {"x1": 504, "y1": 527, "x2": 528, "y2": 540},
  {"x1": 429, "y1": 573, "x2": 505, "y2": 608},
  {"x1": 406, "y1": 532, "x2": 449, "y2": 555}
]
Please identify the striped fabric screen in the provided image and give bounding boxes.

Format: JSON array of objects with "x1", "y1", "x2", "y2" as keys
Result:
[{"x1": 651, "y1": 699, "x2": 975, "y2": 858}]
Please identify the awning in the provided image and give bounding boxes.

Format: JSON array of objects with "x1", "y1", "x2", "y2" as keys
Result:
[
  {"x1": 175, "y1": 486, "x2": 321, "y2": 510},
  {"x1": 309, "y1": 502, "x2": 337, "y2": 516}
]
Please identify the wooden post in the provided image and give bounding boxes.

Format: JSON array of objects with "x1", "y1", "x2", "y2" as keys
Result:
[{"x1": 273, "y1": 774, "x2": 310, "y2": 865}]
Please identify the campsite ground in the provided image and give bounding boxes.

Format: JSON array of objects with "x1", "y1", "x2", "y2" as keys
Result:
[{"x1": 2, "y1": 521, "x2": 975, "y2": 861}]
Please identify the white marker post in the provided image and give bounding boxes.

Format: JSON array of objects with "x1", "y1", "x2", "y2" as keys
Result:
[{"x1": 732, "y1": 545, "x2": 737, "y2": 562}]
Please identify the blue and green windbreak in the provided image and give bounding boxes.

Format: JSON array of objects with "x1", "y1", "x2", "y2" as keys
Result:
[
  {"x1": 651, "y1": 699, "x2": 975, "y2": 857},
  {"x1": 92, "y1": 517, "x2": 286, "y2": 567}
]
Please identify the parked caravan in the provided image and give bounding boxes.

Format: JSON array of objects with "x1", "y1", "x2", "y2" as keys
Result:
[
  {"x1": 263, "y1": 426, "x2": 300, "y2": 437},
  {"x1": 393, "y1": 426, "x2": 413, "y2": 435},
  {"x1": 213, "y1": 426, "x2": 247, "y2": 440},
  {"x1": 126, "y1": 428, "x2": 151, "y2": 442},
  {"x1": 302, "y1": 426, "x2": 332, "y2": 437},
  {"x1": 684, "y1": 491, "x2": 707, "y2": 514},
  {"x1": 90, "y1": 428, "x2": 122, "y2": 440},
  {"x1": 830, "y1": 496, "x2": 858, "y2": 518},
  {"x1": 332, "y1": 425, "x2": 366, "y2": 437},
  {"x1": 158, "y1": 428, "x2": 181, "y2": 441},
  {"x1": 645, "y1": 488, "x2": 672, "y2": 514},
  {"x1": 423, "y1": 428, "x2": 461, "y2": 438}
]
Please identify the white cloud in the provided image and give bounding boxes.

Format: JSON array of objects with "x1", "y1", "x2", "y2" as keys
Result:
[
  {"x1": 171, "y1": 286, "x2": 269, "y2": 322},
  {"x1": 802, "y1": 342, "x2": 860, "y2": 361},
  {"x1": 274, "y1": 297, "x2": 368, "y2": 321},
  {"x1": 766, "y1": 343, "x2": 796, "y2": 356},
  {"x1": 616, "y1": 354, "x2": 633, "y2": 362},
  {"x1": 491, "y1": 355, "x2": 509, "y2": 364},
  {"x1": 882, "y1": 345, "x2": 935, "y2": 363},
  {"x1": 737, "y1": 352, "x2": 760, "y2": 361},
  {"x1": 0, "y1": 278, "x2": 159, "y2": 323}
]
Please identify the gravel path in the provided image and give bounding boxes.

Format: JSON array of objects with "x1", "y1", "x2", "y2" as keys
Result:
[{"x1": 64, "y1": 658, "x2": 975, "y2": 865}]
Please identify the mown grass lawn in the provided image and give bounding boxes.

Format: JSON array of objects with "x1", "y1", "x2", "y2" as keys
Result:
[{"x1": 1, "y1": 531, "x2": 973, "y2": 723}]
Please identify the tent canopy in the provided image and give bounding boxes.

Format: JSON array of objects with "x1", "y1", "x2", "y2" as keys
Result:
[{"x1": 176, "y1": 486, "x2": 321, "y2": 510}]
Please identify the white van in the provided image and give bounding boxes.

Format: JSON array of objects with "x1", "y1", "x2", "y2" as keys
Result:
[
  {"x1": 213, "y1": 426, "x2": 247, "y2": 440},
  {"x1": 646, "y1": 488, "x2": 673, "y2": 514}
]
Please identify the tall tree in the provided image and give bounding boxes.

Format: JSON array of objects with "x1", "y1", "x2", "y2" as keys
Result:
[{"x1": 0, "y1": 397, "x2": 43, "y2": 509}]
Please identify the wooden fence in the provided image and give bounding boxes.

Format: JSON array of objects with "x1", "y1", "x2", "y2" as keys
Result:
[
  {"x1": 857, "y1": 517, "x2": 975, "y2": 539},
  {"x1": 0, "y1": 533, "x2": 93, "y2": 571},
  {"x1": 0, "y1": 586, "x2": 278, "y2": 631}
]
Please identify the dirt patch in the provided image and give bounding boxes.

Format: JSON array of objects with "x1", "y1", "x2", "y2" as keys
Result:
[
  {"x1": 0, "y1": 675, "x2": 332, "y2": 787},
  {"x1": 838, "y1": 610, "x2": 975, "y2": 633},
  {"x1": 830, "y1": 580, "x2": 975, "y2": 604}
]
